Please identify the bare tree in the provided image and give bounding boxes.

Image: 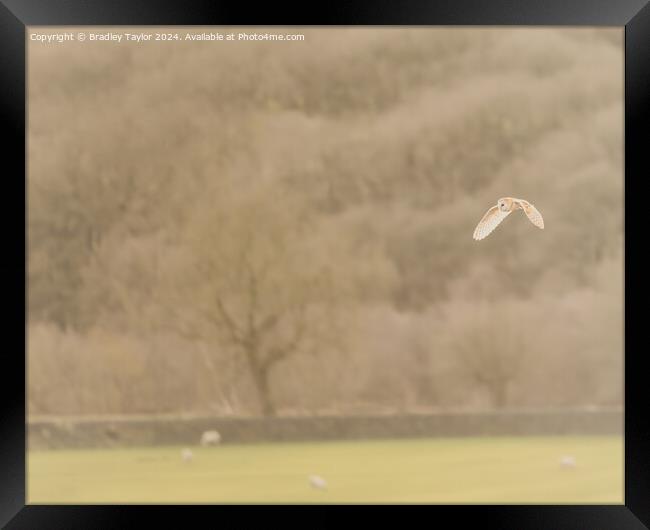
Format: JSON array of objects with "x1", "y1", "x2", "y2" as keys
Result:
[
  {"x1": 170, "y1": 188, "x2": 350, "y2": 416},
  {"x1": 450, "y1": 302, "x2": 528, "y2": 408}
]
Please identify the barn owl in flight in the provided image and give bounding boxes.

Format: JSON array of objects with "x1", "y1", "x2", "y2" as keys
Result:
[{"x1": 473, "y1": 197, "x2": 544, "y2": 240}]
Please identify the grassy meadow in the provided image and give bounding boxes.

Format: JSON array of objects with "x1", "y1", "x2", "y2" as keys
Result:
[{"x1": 28, "y1": 436, "x2": 623, "y2": 504}]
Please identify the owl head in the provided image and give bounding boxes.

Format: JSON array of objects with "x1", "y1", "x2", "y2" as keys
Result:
[{"x1": 497, "y1": 197, "x2": 513, "y2": 212}]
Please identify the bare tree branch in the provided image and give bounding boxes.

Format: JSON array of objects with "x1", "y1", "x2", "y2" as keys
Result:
[
  {"x1": 214, "y1": 297, "x2": 245, "y2": 346},
  {"x1": 257, "y1": 312, "x2": 280, "y2": 336},
  {"x1": 244, "y1": 258, "x2": 258, "y2": 342},
  {"x1": 262, "y1": 303, "x2": 308, "y2": 370}
]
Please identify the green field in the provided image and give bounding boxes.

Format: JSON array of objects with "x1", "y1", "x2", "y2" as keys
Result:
[{"x1": 28, "y1": 436, "x2": 623, "y2": 504}]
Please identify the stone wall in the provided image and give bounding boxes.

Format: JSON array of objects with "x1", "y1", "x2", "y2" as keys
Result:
[{"x1": 28, "y1": 408, "x2": 623, "y2": 450}]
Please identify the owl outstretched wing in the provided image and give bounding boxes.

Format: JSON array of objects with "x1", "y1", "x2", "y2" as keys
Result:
[
  {"x1": 473, "y1": 206, "x2": 512, "y2": 240},
  {"x1": 518, "y1": 200, "x2": 544, "y2": 229}
]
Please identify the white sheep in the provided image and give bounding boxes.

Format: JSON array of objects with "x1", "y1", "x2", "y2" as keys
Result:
[
  {"x1": 181, "y1": 448, "x2": 193, "y2": 463},
  {"x1": 309, "y1": 475, "x2": 327, "y2": 490},
  {"x1": 559, "y1": 455, "x2": 576, "y2": 469},
  {"x1": 200, "y1": 430, "x2": 222, "y2": 446}
]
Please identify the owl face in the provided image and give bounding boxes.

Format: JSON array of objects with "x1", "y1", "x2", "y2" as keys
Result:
[{"x1": 497, "y1": 197, "x2": 513, "y2": 212}]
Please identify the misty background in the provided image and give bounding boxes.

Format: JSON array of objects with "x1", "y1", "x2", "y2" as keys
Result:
[{"x1": 27, "y1": 27, "x2": 623, "y2": 419}]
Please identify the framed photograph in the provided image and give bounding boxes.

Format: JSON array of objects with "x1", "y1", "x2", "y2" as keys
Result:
[{"x1": 2, "y1": 0, "x2": 647, "y2": 527}]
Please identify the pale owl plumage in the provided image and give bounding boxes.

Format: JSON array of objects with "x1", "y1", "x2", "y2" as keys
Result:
[{"x1": 473, "y1": 197, "x2": 544, "y2": 241}]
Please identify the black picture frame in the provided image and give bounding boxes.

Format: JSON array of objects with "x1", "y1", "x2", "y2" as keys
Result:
[{"x1": 2, "y1": 1, "x2": 648, "y2": 527}]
